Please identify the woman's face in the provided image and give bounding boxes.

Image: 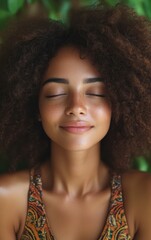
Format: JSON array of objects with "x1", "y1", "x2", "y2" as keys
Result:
[{"x1": 39, "y1": 46, "x2": 111, "y2": 151}]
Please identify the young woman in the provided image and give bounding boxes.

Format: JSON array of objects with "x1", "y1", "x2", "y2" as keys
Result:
[{"x1": 0, "y1": 4, "x2": 151, "y2": 240}]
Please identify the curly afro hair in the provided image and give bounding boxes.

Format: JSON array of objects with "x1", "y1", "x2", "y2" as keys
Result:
[{"x1": 0, "y1": 4, "x2": 151, "y2": 172}]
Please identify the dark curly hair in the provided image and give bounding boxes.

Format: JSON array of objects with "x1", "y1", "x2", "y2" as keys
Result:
[{"x1": 0, "y1": 4, "x2": 151, "y2": 172}]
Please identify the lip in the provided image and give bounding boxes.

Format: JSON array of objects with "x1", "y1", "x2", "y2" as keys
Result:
[
  {"x1": 60, "y1": 126, "x2": 93, "y2": 133},
  {"x1": 60, "y1": 121, "x2": 94, "y2": 133}
]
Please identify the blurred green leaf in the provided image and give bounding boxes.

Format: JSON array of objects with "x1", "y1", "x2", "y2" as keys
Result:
[
  {"x1": 42, "y1": 0, "x2": 58, "y2": 11},
  {"x1": 125, "y1": 0, "x2": 146, "y2": 16},
  {"x1": 133, "y1": 156, "x2": 150, "y2": 172},
  {"x1": 142, "y1": 0, "x2": 151, "y2": 19},
  {"x1": 59, "y1": 1, "x2": 71, "y2": 22},
  {"x1": 8, "y1": 0, "x2": 25, "y2": 14},
  {"x1": 0, "y1": 9, "x2": 11, "y2": 30},
  {"x1": 80, "y1": 0, "x2": 100, "y2": 6},
  {"x1": 0, "y1": 9, "x2": 10, "y2": 19},
  {"x1": 0, "y1": 0, "x2": 8, "y2": 10},
  {"x1": 105, "y1": 0, "x2": 119, "y2": 6}
]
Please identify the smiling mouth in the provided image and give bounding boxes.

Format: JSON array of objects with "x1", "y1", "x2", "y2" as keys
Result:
[{"x1": 60, "y1": 126, "x2": 93, "y2": 133}]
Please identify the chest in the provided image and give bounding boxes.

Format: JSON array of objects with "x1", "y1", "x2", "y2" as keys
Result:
[
  {"x1": 19, "y1": 174, "x2": 133, "y2": 240},
  {"x1": 42, "y1": 190, "x2": 111, "y2": 240}
]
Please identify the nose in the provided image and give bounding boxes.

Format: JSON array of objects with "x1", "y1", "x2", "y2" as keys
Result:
[{"x1": 65, "y1": 92, "x2": 87, "y2": 116}]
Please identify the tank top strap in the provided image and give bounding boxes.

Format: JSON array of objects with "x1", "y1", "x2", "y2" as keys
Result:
[
  {"x1": 100, "y1": 173, "x2": 131, "y2": 240},
  {"x1": 20, "y1": 165, "x2": 52, "y2": 240},
  {"x1": 28, "y1": 164, "x2": 47, "y2": 221},
  {"x1": 30, "y1": 164, "x2": 43, "y2": 198},
  {"x1": 110, "y1": 174, "x2": 123, "y2": 207},
  {"x1": 109, "y1": 173, "x2": 126, "y2": 221}
]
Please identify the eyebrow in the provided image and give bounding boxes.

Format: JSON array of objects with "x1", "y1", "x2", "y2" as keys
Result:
[{"x1": 42, "y1": 77, "x2": 104, "y2": 86}]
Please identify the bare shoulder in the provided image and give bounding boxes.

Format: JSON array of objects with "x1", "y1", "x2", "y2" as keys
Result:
[
  {"x1": 121, "y1": 169, "x2": 151, "y2": 207},
  {"x1": 0, "y1": 169, "x2": 30, "y2": 238},
  {"x1": 121, "y1": 170, "x2": 151, "y2": 239},
  {"x1": 0, "y1": 168, "x2": 30, "y2": 190},
  {"x1": 122, "y1": 169, "x2": 151, "y2": 197}
]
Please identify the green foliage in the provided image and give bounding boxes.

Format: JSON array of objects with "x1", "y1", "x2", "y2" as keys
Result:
[
  {"x1": 133, "y1": 157, "x2": 151, "y2": 172},
  {"x1": 0, "y1": 0, "x2": 151, "y2": 29},
  {"x1": 8, "y1": 0, "x2": 25, "y2": 14}
]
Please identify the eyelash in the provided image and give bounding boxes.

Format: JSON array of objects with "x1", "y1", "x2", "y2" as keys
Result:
[
  {"x1": 87, "y1": 93, "x2": 106, "y2": 97},
  {"x1": 45, "y1": 93, "x2": 106, "y2": 99},
  {"x1": 45, "y1": 94, "x2": 66, "y2": 98}
]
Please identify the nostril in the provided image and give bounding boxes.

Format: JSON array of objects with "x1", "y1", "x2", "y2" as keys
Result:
[
  {"x1": 65, "y1": 97, "x2": 87, "y2": 116},
  {"x1": 65, "y1": 107, "x2": 87, "y2": 116}
]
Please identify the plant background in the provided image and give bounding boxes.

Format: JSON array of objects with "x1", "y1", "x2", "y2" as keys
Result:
[{"x1": 0, "y1": 0, "x2": 151, "y2": 173}]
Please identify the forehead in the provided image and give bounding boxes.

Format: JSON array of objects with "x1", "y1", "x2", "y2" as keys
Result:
[{"x1": 43, "y1": 46, "x2": 100, "y2": 80}]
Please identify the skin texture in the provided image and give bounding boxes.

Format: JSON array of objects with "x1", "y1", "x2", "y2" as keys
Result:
[
  {"x1": 0, "y1": 47, "x2": 151, "y2": 240},
  {"x1": 39, "y1": 47, "x2": 111, "y2": 152}
]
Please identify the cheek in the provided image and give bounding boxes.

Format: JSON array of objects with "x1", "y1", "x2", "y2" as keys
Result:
[
  {"x1": 94, "y1": 104, "x2": 112, "y2": 140},
  {"x1": 39, "y1": 98, "x2": 62, "y2": 119},
  {"x1": 38, "y1": 104, "x2": 61, "y2": 138},
  {"x1": 91, "y1": 101, "x2": 112, "y2": 123}
]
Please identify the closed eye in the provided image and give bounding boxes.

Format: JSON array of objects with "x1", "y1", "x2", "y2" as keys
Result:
[
  {"x1": 45, "y1": 93, "x2": 106, "y2": 98},
  {"x1": 87, "y1": 93, "x2": 106, "y2": 97},
  {"x1": 45, "y1": 93, "x2": 67, "y2": 98}
]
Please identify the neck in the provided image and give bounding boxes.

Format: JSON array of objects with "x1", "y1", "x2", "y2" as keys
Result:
[{"x1": 42, "y1": 143, "x2": 109, "y2": 198}]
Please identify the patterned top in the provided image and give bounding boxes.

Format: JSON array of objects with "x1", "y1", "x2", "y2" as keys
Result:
[{"x1": 20, "y1": 166, "x2": 131, "y2": 240}]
